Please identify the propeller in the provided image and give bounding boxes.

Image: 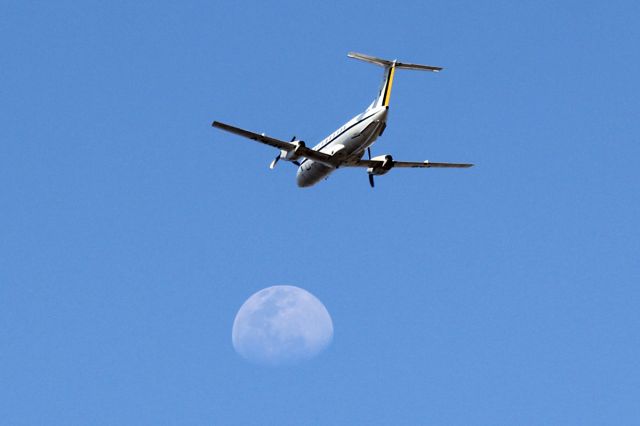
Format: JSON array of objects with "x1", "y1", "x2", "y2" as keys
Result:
[
  {"x1": 367, "y1": 147, "x2": 375, "y2": 188},
  {"x1": 270, "y1": 136, "x2": 298, "y2": 170},
  {"x1": 269, "y1": 155, "x2": 280, "y2": 170}
]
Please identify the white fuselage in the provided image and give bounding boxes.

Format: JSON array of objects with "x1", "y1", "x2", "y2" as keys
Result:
[{"x1": 296, "y1": 105, "x2": 388, "y2": 187}]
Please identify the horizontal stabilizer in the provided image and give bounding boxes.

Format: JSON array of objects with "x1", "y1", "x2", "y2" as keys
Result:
[{"x1": 348, "y1": 52, "x2": 442, "y2": 72}]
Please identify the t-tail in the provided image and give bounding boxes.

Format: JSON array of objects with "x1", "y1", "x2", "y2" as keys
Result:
[{"x1": 347, "y1": 52, "x2": 443, "y2": 109}]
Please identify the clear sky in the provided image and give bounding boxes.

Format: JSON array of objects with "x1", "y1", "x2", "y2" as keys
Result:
[{"x1": 2, "y1": 0, "x2": 639, "y2": 424}]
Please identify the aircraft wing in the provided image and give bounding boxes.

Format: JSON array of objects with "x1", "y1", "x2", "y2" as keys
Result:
[
  {"x1": 212, "y1": 121, "x2": 335, "y2": 165},
  {"x1": 345, "y1": 159, "x2": 474, "y2": 168}
]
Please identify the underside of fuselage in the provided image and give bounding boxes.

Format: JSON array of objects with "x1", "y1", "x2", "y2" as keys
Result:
[
  {"x1": 296, "y1": 106, "x2": 388, "y2": 187},
  {"x1": 296, "y1": 161, "x2": 333, "y2": 187}
]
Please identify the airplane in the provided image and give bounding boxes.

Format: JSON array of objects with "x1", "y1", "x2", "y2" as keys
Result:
[{"x1": 212, "y1": 52, "x2": 473, "y2": 188}]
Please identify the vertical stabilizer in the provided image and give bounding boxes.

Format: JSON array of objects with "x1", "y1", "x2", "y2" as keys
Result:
[{"x1": 377, "y1": 63, "x2": 396, "y2": 108}]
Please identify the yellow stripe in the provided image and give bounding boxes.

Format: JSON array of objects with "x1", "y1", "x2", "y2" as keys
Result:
[{"x1": 383, "y1": 66, "x2": 396, "y2": 107}]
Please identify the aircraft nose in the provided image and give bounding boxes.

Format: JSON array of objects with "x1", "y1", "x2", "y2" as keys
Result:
[
  {"x1": 296, "y1": 166, "x2": 315, "y2": 188},
  {"x1": 296, "y1": 173, "x2": 311, "y2": 187}
]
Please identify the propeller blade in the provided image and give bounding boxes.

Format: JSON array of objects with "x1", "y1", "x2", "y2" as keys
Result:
[
  {"x1": 367, "y1": 149, "x2": 374, "y2": 187},
  {"x1": 269, "y1": 155, "x2": 280, "y2": 170},
  {"x1": 290, "y1": 136, "x2": 296, "y2": 142}
]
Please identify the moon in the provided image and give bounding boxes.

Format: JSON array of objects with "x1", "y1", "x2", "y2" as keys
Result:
[{"x1": 232, "y1": 285, "x2": 333, "y2": 365}]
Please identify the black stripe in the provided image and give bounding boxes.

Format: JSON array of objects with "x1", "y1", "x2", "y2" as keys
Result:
[{"x1": 381, "y1": 67, "x2": 393, "y2": 105}]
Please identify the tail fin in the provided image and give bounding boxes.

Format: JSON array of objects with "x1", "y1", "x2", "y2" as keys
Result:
[{"x1": 347, "y1": 52, "x2": 443, "y2": 108}]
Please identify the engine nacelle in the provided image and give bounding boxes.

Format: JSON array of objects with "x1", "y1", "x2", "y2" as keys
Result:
[
  {"x1": 281, "y1": 141, "x2": 306, "y2": 162},
  {"x1": 367, "y1": 154, "x2": 394, "y2": 176}
]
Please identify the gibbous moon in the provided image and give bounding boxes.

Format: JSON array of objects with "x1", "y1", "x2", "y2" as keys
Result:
[{"x1": 232, "y1": 285, "x2": 333, "y2": 365}]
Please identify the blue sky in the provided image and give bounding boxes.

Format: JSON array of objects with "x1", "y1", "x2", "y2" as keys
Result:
[{"x1": 2, "y1": 0, "x2": 639, "y2": 424}]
